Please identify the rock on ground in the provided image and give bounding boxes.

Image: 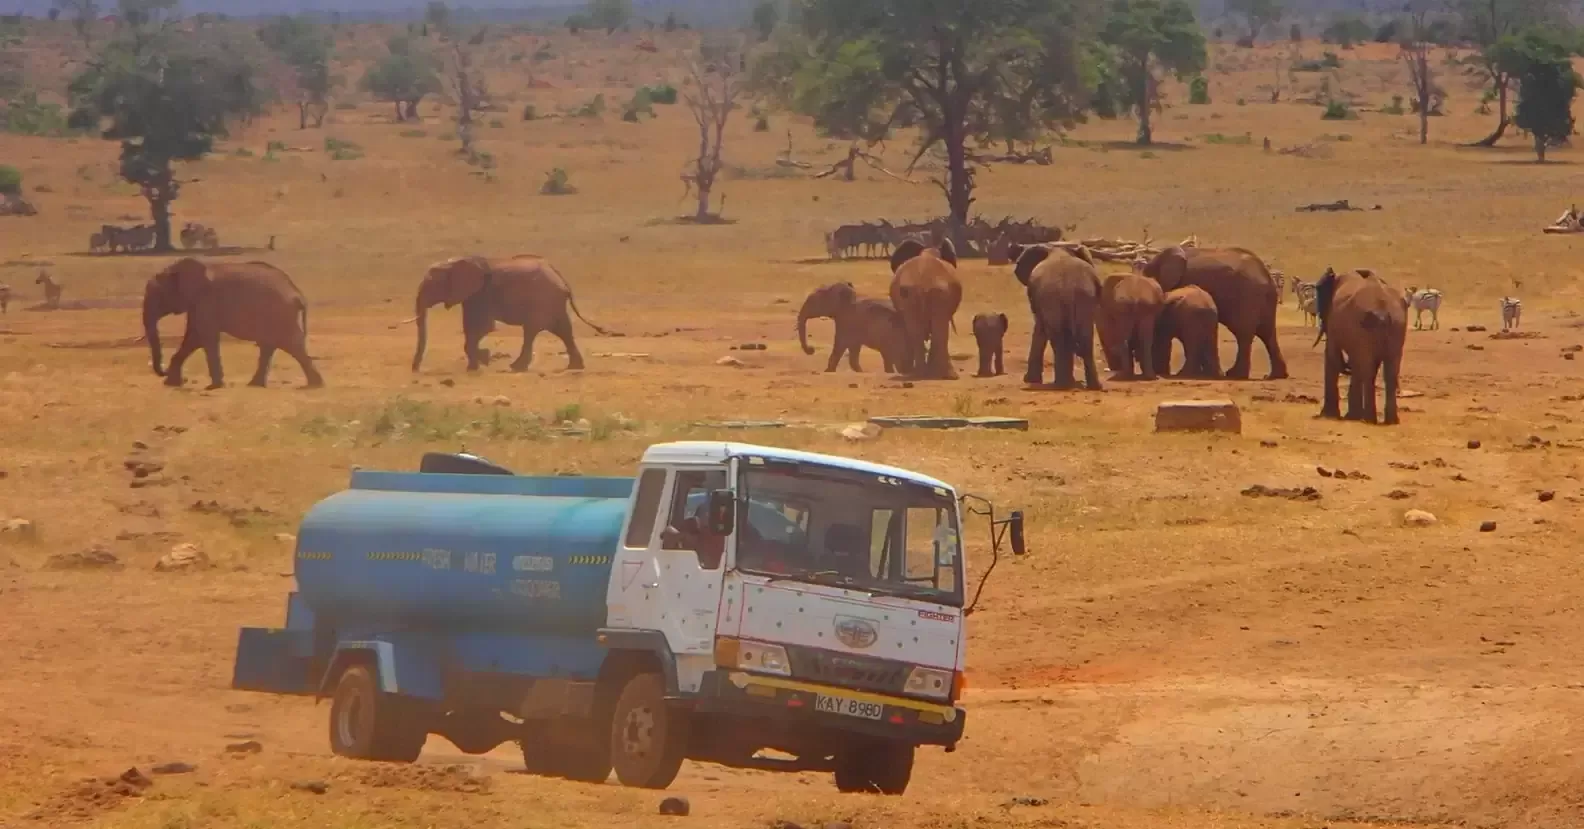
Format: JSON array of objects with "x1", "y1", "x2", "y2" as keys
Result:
[
  {"x1": 1403, "y1": 509, "x2": 1438, "y2": 527},
  {"x1": 155, "y1": 543, "x2": 211, "y2": 572},
  {"x1": 44, "y1": 546, "x2": 122, "y2": 571},
  {"x1": 840, "y1": 422, "x2": 882, "y2": 441},
  {"x1": 1, "y1": 517, "x2": 37, "y2": 540}
]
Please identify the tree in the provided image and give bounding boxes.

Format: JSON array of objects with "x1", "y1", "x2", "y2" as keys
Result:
[
  {"x1": 1493, "y1": 27, "x2": 1580, "y2": 161},
  {"x1": 360, "y1": 35, "x2": 439, "y2": 122},
  {"x1": 67, "y1": 18, "x2": 263, "y2": 251},
  {"x1": 1399, "y1": 1, "x2": 1439, "y2": 145},
  {"x1": 257, "y1": 15, "x2": 335, "y2": 129},
  {"x1": 117, "y1": 0, "x2": 178, "y2": 29},
  {"x1": 1226, "y1": 0, "x2": 1281, "y2": 42},
  {"x1": 681, "y1": 37, "x2": 744, "y2": 221},
  {"x1": 54, "y1": 0, "x2": 98, "y2": 48},
  {"x1": 1457, "y1": 0, "x2": 1567, "y2": 146},
  {"x1": 425, "y1": 1, "x2": 451, "y2": 33},
  {"x1": 751, "y1": 0, "x2": 779, "y2": 41},
  {"x1": 1100, "y1": 0, "x2": 1206, "y2": 145},
  {"x1": 48, "y1": 8, "x2": 61, "y2": 21},
  {"x1": 763, "y1": 0, "x2": 1094, "y2": 252},
  {"x1": 589, "y1": 0, "x2": 632, "y2": 34}
]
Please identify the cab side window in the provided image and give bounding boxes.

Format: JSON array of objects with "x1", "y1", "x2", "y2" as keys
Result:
[
  {"x1": 623, "y1": 469, "x2": 668, "y2": 549},
  {"x1": 663, "y1": 469, "x2": 728, "y2": 569}
]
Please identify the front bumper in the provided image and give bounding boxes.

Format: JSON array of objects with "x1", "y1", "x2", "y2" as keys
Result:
[{"x1": 694, "y1": 670, "x2": 965, "y2": 747}]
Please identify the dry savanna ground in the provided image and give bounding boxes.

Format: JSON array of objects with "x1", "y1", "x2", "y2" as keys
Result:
[{"x1": 7, "y1": 24, "x2": 1584, "y2": 829}]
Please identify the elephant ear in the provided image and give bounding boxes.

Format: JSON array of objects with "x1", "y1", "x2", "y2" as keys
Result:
[
  {"x1": 936, "y1": 238, "x2": 958, "y2": 267},
  {"x1": 1355, "y1": 268, "x2": 1376, "y2": 279},
  {"x1": 1006, "y1": 242, "x2": 1027, "y2": 263},
  {"x1": 997, "y1": 312, "x2": 1008, "y2": 332},
  {"x1": 1063, "y1": 244, "x2": 1095, "y2": 267},
  {"x1": 442, "y1": 256, "x2": 490, "y2": 307},
  {"x1": 890, "y1": 239, "x2": 926, "y2": 273},
  {"x1": 1012, "y1": 245, "x2": 1051, "y2": 287},
  {"x1": 1146, "y1": 247, "x2": 1188, "y2": 289},
  {"x1": 164, "y1": 258, "x2": 210, "y2": 308}
]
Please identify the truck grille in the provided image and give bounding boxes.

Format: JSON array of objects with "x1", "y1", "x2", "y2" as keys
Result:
[{"x1": 786, "y1": 646, "x2": 908, "y2": 694}]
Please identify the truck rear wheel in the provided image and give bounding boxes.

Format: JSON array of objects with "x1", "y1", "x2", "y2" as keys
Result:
[
  {"x1": 521, "y1": 722, "x2": 612, "y2": 783},
  {"x1": 329, "y1": 664, "x2": 426, "y2": 763},
  {"x1": 609, "y1": 672, "x2": 687, "y2": 789},
  {"x1": 834, "y1": 740, "x2": 913, "y2": 795}
]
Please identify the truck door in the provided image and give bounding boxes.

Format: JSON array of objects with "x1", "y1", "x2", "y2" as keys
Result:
[{"x1": 609, "y1": 466, "x2": 728, "y2": 691}]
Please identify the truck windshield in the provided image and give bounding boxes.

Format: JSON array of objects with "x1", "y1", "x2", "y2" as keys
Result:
[{"x1": 734, "y1": 461, "x2": 963, "y2": 607}]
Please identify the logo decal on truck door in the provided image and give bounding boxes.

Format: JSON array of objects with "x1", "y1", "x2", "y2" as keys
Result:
[{"x1": 834, "y1": 616, "x2": 879, "y2": 649}]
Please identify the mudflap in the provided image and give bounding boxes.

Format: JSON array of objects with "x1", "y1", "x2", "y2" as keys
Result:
[{"x1": 232, "y1": 627, "x2": 316, "y2": 695}]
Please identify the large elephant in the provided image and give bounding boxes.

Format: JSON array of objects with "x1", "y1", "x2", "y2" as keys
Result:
[
  {"x1": 143, "y1": 258, "x2": 323, "y2": 390},
  {"x1": 411, "y1": 255, "x2": 611, "y2": 372},
  {"x1": 1008, "y1": 243, "x2": 1103, "y2": 390},
  {"x1": 972, "y1": 312, "x2": 1008, "y2": 377},
  {"x1": 889, "y1": 239, "x2": 963, "y2": 380},
  {"x1": 796, "y1": 281, "x2": 910, "y2": 373},
  {"x1": 1314, "y1": 267, "x2": 1408, "y2": 424},
  {"x1": 1154, "y1": 286, "x2": 1222, "y2": 378},
  {"x1": 1097, "y1": 272, "x2": 1164, "y2": 380},
  {"x1": 1142, "y1": 246, "x2": 1287, "y2": 380}
]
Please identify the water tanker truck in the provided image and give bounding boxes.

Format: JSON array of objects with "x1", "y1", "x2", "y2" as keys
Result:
[{"x1": 232, "y1": 441, "x2": 1024, "y2": 793}]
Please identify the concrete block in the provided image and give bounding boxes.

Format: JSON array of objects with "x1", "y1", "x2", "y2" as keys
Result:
[{"x1": 1154, "y1": 399, "x2": 1241, "y2": 434}]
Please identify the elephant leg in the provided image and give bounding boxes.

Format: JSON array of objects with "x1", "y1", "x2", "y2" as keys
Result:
[
  {"x1": 1136, "y1": 321, "x2": 1158, "y2": 381},
  {"x1": 1024, "y1": 320, "x2": 1048, "y2": 385},
  {"x1": 847, "y1": 335, "x2": 863, "y2": 372},
  {"x1": 511, "y1": 326, "x2": 541, "y2": 372},
  {"x1": 202, "y1": 333, "x2": 224, "y2": 390},
  {"x1": 975, "y1": 337, "x2": 992, "y2": 377},
  {"x1": 1366, "y1": 357, "x2": 1383, "y2": 423},
  {"x1": 1227, "y1": 326, "x2": 1254, "y2": 380},
  {"x1": 249, "y1": 346, "x2": 276, "y2": 387},
  {"x1": 1320, "y1": 344, "x2": 1343, "y2": 419},
  {"x1": 1153, "y1": 330, "x2": 1174, "y2": 378},
  {"x1": 1051, "y1": 323, "x2": 1076, "y2": 389},
  {"x1": 930, "y1": 317, "x2": 957, "y2": 379},
  {"x1": 555, "y1": 317, "x2": 585, "y2": 371},
  {"x1": 1344, "y1": 364, "x2": 1365, "y2": 420},
  {"x1": 824, "y1": 342, "x2": 843, "y2": 373},
  {"x1": 1078, "y1": 326, "x2": 1103, "y2": 391},
  {"x1": 1257, "y1": 315, "x2": 1288, "y2": 380},
  {"x1": 285, "y1": 343, "x2": 325, "y2": 388},
  {"x1": 164, "y1": 333, "x2": 199, "y2": 387},
  {"x1": 1383, "y1": 350, "x2": 1401, "y2": 426},
  {"x1": 993, "y1": 345, "x2": 1004, "y2": 376}
]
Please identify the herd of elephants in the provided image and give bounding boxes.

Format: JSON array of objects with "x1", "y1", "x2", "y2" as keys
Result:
[{"x1": 98, "y1": 235, "x2": 1410, "y2": 425}]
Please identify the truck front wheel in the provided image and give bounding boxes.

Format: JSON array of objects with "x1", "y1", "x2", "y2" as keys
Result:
[
  {"x1": 834, "y1": 740, "x2": 914, "y2": 795},
  {"x1": 329, "y1": 664, "x2": 426, "y2": 763},
  {"x1": 608, "y1": 672, "x2": 687, "y2": 789}
]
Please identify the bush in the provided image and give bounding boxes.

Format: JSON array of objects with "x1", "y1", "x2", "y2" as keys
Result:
[
  {"x1": 1322, "y1": 16, "x2": 1372, "y2": 47},
  {"x1": 1294, "y1": 52, "x2": 1342, "y2": 72},
  {"x1": 541, "y1": 167, "x2": 577, "y2": 195},
  {"x1": 325, "y1": 137, "x2": 364, "y2": 161},
  {"x1": 1374, "y1": 19, "x2": 1401, "y2": 43},
  {"x1": 622, "y1": 88, "x2": 655, "y2": 122},
  {"x1": 1290, "y1": 23, "x2": 1302, "y2": 41},
  {"x1": 1322, "y1": 100, "x2": 1357, "y2": 120},
  {"x1": 267, "y1": 140, "x2": 287, "y2": 153},
  {"x1": 0, "y1": 165, "x2": 22, "y2": 196},
  {"x1": 400, "y1": 128, "x2": 428, "y2": 137},
  {"x1": 754, "y1": 114, "x2": 770, "y2": 131},
  {"x1": 2, "y1": 93, "x2": 71, "y2": 137},
  {"x1": 573, "y1": 94, "x2": 606, "y2": 118},
  {"x1": 1189, "y1": 76, "x2": 1210, "y2": 105},
  {"x1": 1200, "y1": 132, "x2": 1251, "y2": 144},
  {"x1": 643, "y1": 83, "x2": 678, "y2": 104},
  {"x1": 522, "y1": 103, "x2": 538, "y2": 121},
  {"x1": 1383, "y1": 95, "x2": 1405, "y2": 115}
]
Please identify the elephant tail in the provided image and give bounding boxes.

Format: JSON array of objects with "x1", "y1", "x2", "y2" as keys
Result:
[{"x1": 559, "y1": 267, "x2": 619, "y2": 336}]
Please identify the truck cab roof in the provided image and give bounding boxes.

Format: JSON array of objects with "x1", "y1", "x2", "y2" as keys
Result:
[{"x1": 640, "y1": 441, "x2": 954, "y2": 493}]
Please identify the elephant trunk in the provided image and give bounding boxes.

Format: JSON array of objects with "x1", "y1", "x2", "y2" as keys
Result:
[
  {"x1": 412, "y1": 301, "x2": 430, "y2": 372},
  {"x1": 144, "y1": 301, "x2": 164, "y2": 377},
  {"x1": 797, "y1": 301, "x2": 818, "y2": 355}
]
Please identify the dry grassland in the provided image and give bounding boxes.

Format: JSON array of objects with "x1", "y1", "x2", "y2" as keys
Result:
[{"x1": 4, "y1": 26, "x2": 1584, "y2": 829}]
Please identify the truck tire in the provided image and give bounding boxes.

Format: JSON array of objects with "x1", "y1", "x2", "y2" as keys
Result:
[
  {"x1": 329, "y1": 664, "x2": 426, "y2": 763},
  {"x1": 834, "y1": 741, "x2": 914, "y2": 795},
  {"x1": 608, "y1": 672, "x2": 687, "y2": 789},
  {"x1": 521, "y1": 724, "x2": 612, "y2": 783}
]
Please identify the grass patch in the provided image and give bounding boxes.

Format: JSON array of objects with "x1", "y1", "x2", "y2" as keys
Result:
[
  {"x1": 1200, "y1": 133, "x2": 1252, "y2": 145},
  {"x1": 400, "y1": 128, "x2": 428, "y2": 138},
  {"x1": 325, "y1": 137, "x2": 364, "y2": 161}
]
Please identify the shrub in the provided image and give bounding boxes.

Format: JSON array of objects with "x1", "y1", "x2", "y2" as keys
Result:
[
  {"x1": 1189, "y1": 75, "x2": 1210, "y2": 104},
  {"x1": 0, "y1": 165, "x2": 22, "y2": 196},
  {"x1": 1383, "y1": 95, "x2": 1405, "y2": 115},
  {"x1": 541, "y1": 167, "x2": 576, "y2": 195},
  {"x1": 2, "y1": 93, "x2": 71, "y2": 136},
  {"x1": 754, "y1": 114, "x2": 770, "y2": 131},
  {"x1": 1200, "y1": 132, "x2": 1251, "y2": 145},
  {"x1": 325, "y1": 137, "x2": 364, "y2": 161},
  {"x1": 522, "y1": 103, "x2": 538, "y2": 121},
  {"x1": 489, "y1": 118, "x2": 505, "y2": 128},
  {"x1": 643, "y1": 83, "x2": 678, "y2": 104},
  {"x1": 1374, "y1": 19, "x2": 1401, "y2": 43},
  {"x1": 1289, "y1": 23, "x2": 1302, "y2": 42},
  {"x1": 267, "y1": 140, "x2": 287, "y2": 153},
  {"x1": 400, "y1": 128, "x2": 428, "y2": 138},
  {"x1": 1322, "y1": 16, "x2": 1371, "y2": 48},
  {"x1": 622, "y1": 88, "x2": 655, "y2": 122},
  {"x1": 232, "y1": 147, "x2": 255, "y2": 158},
  {"x1": 1322, "y1": 100, "x2": 1357, "y2": 120},
  {"x1": 573, "y1": 94, "x2": 606, "y2": 118},
  {"x1": 1294, "y1": 52, "x2": 1342, "y2": 72}
]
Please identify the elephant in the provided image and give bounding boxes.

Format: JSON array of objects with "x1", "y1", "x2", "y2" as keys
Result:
[
  {"x1": 411, "y1": 255, "x2": 611, "y2": 373},
  {"x1": 889, "y1": 239, "x2": 963, "y2": 380},
  {"x1": 143, "y1": 258, "x2": 324, "y2": 390},
  {"x1": 1142, "y1": 246, "x2": 1287, "y2": 380},
  {"x1": 1096, "y1": 272, "x2": 1164, "y2": 380},
  {"x1": 796, "y1": 281, "x2": 910, "y2": 373},
  {"x1": 1313, "y1": 267, "x2": 1408, "y2": 425},
  {"x1": 971, "y1": 312, "x2": 1008, "y2": 377},
  {"x1": 1154, "y1": 286, "x2": 1222, "y2": 378},
  {"x1": 1008, "y1": 243, "x2": 1103, "y2": 390}
]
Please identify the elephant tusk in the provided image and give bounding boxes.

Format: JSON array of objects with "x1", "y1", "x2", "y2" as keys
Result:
[{"x1": 398, "y1": 315, "x2": 418, "y2": 325}]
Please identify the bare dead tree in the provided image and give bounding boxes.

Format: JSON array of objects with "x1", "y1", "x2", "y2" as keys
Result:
[
  {"x1": 1401, "y1": 2, "x2": 1435, "y2": 146},
  {"x1": 680, "y1": 38, "x2": 744, "y2": 222}
]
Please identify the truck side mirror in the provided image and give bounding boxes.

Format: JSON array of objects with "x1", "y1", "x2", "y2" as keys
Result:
[
  {"x1": 1008, "y1": 510, "x2": 1025, "y2": 555},
  {"x1": 705, "y1": 489, "x2": 735, "y2": 535}
]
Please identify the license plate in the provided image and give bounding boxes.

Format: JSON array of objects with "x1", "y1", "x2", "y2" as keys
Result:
[{"x1": 815, "y1": 694, "x2": 884, "y2": 720}]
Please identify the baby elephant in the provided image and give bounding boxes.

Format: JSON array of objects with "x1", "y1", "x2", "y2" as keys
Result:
[
  {"x1": 1154, "y1": 286, "x2": 1222, "y2": 378},
  {"x1": 972, "y1": 312, "x2": 1008, "y2": 377}
]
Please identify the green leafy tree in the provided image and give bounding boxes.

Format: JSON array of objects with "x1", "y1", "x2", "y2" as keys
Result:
[
  {"x1": 0, "y1": 16, "x2": 23, "y2": 103},
  {"x1": 1493, "y1": 27, "x2": 1581, "y2": 161},
  {"x1": 425, "y1": 1, "x2": 451, "y2": 33},
  {"x1": 761, "y1": 0, "x2": 1096, "y2": 252},
  {"x1": 257, "y1": 15, "x2": 335, "y2": 129},
  {"x1": 751, "y1": 0, "x2": 779, "y2": 41},
  {"x1": 360, "y1": 35, "x2": 439, "y2": 122},
  {"x1": 1100, "y1": 0, "x2": 1206, "y2": 145},
  {"x1": 1457, "y1": 0, "x2": 1568, "y2": 146},
  {"x1": 55, "y1": 0, "x2": 99, "y2": 46},
  {"x1": 117, "y1": 0, "x2": 178, "y2": 29},
  {"x1": 67, "y1": 17, "x2": 264, "y2": 251},
  {"x1": 1226, "y1": 0, "x2": 1281, "y2": 42},
  {"x1": 590, "y1": 0, "x2": 632, "y2": 34}
]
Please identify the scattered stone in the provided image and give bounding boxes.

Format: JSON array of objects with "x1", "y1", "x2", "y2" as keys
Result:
[
  {"x1": 1453, "y1": 473, "x2": 1471, "y2": 482},
  {"x1": 732, "y1": 343, "x2": 767, "y2": 351},
  {"x1": 1567, "y1": 353, "x2": 1577, "y2": 361},
  {"x1": 224, "y1": 740, "x2": 263, "y2": 755},
  {"x1": 130, "y1": 477, "x2": 172, "y2": 489},
  {"x1": 150, "y1": 762, "x2": 196, "y2": 776},
  {"x1": 1479, "y1": 521, "x2": 1497, "y2": 533},
  {"x1": 1467, "y1": 439, "x2": 1482, "y2": 449},
  {"x1": 44, "y1": 545, "x2": 121, "y2": 570},
  {"x1": 1283, "y1": 393, "x2": 1319, "y2": 404},
  {"x1": 440, "y1": 378, "x2": 455, "y2": 387},
  {"x1": 1241, "y1": 484, "x2": 1321, "y2": 501},
  {"x1": 1385, "y1": 490, "x2": 1412, "y2": 500},
  {"x1": 840, "y1": 422, "x2": 882, "y2": 441},
  {"x1": 490, "y1": 395, "x2": 511, "y2": 407},
  {"x1": 1466, "y1": 344, "x2": 1485, "y2": 351},
  {"x1": 658, "y1": 796, "x2": 690, "y2": 816},
  {"x1": 1540, "y1": 491, "x2": 1556, "y2": 502},
  {"x1": 1006, "y1": 796, "x2": 1050, "y2": 807},
  {"x1": 1403, "y1": 509, "x2": 1438, "y2": 527},
  {"x1": 1564, "y1": 345, "x2": 1582, "y2": 353},
  {"x1": 1, "y1": 517, "x2": 37, "y2": 540},
  {"x1": 1389, "y1": 461, "x2": 1421, "y2": 471},
  {"x1": 716, "y1": 355, "x2": 745, "y2": 368},
  {"x1": 122, "y1": 458, "x2": 164, "y2": 479},
  {"x1": 155, "y1": 543, "x2": 211, "y2": 572},
  {"x1": 1316, "y1": 466, "x2": 1333, "y2": 478},
  {"x1": 290, "y1": 780, "x2": 329, "y2": 795},
  {"x1": 1260, "y1": 440, "x2": 1278, "y2": 448},
  {"x1": 1467, "y1": 325, "x2": 1487, "y2": 332},
  {"x1": 151, "y1": 425, "x2": 188, "y2": 435},
  {"x1": 131, "y1": 440, "x2": 148, "y2": 450},
  {"x1": 1155, "y1": 399, "x2": 1242, "y2": 434},
  {"x1": 901, "y1": 382, "x2": 914, "y2": 389}
]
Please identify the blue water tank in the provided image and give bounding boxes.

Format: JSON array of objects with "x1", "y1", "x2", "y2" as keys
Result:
[{"x1": 293, "y1": 470, "x2": 635, "y2": 634}]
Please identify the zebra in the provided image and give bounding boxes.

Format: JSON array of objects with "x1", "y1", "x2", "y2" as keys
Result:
[
  {"x1": 35, "y1": 270, "x2": 61, "y2": 309},
  {"x1": 1271, "y1": 269, "x2": 1286, "y2": 304},
  {"x1": 1405, "y1": 286, "x2": 1443, "y2": 331},
  {"x1": 1500, "y1": 296, "x2": 1522, "y2": 331}
]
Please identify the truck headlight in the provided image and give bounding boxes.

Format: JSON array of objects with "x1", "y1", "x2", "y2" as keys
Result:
[
  {"x1": 719, "y1": 638, "x2": 791, "y2": 676},
  {"x1": 905, "y1": 666, "x2": 953, "y2": 700}
]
